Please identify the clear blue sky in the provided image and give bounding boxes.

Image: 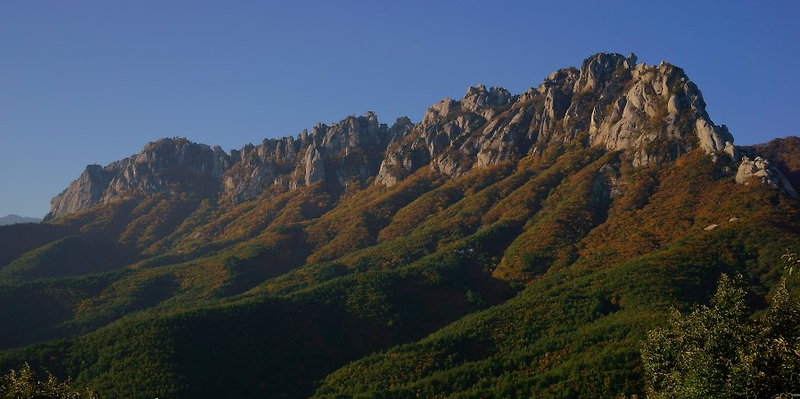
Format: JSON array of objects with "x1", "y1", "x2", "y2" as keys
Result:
[{"x1": 1, "y1": 1, "x2": 798, "y2": 218}]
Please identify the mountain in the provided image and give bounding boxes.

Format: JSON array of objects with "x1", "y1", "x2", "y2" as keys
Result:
[
  {"x1": 0, "y1": 214, "x2": 41, "y2": 226},
  {"x1": 1, "y1": 53, "x2": 799, "y2": 399},
  {"x1": 44, "y1": 112, "x2": 400, "y2": 220},
  {"x1": 46, "y1": 53, "x2": 748, "y2": 222}
]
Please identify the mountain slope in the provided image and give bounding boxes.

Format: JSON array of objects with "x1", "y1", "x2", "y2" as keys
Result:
[
  {"x1": 312, "y1": 151, "x2": 800, "y2": 398},
  {"x1": 1, "y1": 53, "x2": 798, "y2": 399}
]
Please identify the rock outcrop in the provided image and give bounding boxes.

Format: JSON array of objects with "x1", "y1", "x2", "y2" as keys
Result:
[
  {"x1": 47, "y1": 164, "x2": 110, "y2": 219},
  {"x1": 46, "y1": 138, "x2": 232, "y2": 220},
  {"x1": 46, "y1": 113, "x2": 398, "y2": 219},
  {"x1": 46, "y1": 53, "x2": 796, "y2": 220},
  {"x1": 373, "y1": 52, "x2": 737, "y2": 185},
  {"x1": 736, "y1": 156, "x2": 799, "y2": 199}
]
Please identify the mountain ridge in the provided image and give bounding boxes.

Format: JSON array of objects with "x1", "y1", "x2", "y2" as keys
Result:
[{"x1": 47, "y1": 52, "x2": 783, "y2": 222}]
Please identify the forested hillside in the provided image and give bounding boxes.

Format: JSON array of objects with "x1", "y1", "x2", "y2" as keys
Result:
[{"x1": 1, "y1": 53, "x2": 798, "y2": 398}]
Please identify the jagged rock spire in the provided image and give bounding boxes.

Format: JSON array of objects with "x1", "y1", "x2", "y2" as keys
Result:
[{"x1": 374, "y1": 52, "x2": 738, "y2": 185}]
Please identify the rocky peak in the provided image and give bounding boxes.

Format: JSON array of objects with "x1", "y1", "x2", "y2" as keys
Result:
[
  {"x1": 388, "y1": 116, "x2": 415, "y2": 141},
  {"x1": 223, "y1": 136, "x2": 301, "y2": 203},
  {"x1": 46, "y1": 138, "x2": 232, "y2": 220},
  {"x1": 422, "y1": 98, "x2": 457, "y2": 126},
  {"x1": 461, "y1": 84, "x2": 513, "y2": 113},
  {"x1": 225, "y1": 112, "x2": 393, "y2": 200},
  {"x1": 312, "y1": 111, "x2": 386, "y2": 155},
  {"x1": 586, "y1": 57, "x2": 734, "y2": 165},
  {"x1": 375, "y1": 52, "x2": 741, "y2": 186},
  {"x1": 133, "y1": 137, "x2": 231, "y2": 178},
  {"x1": 574, "y1": 52, "x2": 637, "y2": 93}
]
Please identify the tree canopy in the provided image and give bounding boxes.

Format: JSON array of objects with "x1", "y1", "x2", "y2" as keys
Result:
[
  {"x1": 641, "y1": 274, "x2": 800, "y2": 398},
  {"x1": 0, "y1": 363, "x2": 96, "y2": 399}
]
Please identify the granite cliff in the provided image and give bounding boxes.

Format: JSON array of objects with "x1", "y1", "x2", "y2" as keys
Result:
[
  {"x1": 375, "y1": 53, "x2": 736, "y2": 184},
  {"x1": 45, "y1": 53, "x2": 795, "y2": 220}
]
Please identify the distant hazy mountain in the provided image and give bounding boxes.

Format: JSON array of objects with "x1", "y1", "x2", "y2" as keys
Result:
[{"x1": 0, "y1": 214, "x2": 41, "y2": 225}]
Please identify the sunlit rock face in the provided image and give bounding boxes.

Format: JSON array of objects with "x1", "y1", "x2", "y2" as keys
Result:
[
  {"x1": 46, "y1": 52, "x2": 793, "y2": 220},
  {"x1": 736, "y1": 156, "x2": 799, "y2": 199},
  {"x1": 375, "y1": 52, "x2": 736, "y2": 186},
  {"x1": 47, "y1": 138, "x2": 232, "y2": 220},
  {"x1": 46, "y1": 113, "x2": 397, "y2": 219}
]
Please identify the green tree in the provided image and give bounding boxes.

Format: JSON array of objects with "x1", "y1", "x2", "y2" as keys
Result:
[
  {"x1": 0, "y1": 363, "x2": 96, "y2": 399},
  {"x1": 783, "y1": 250, "x2": 800, "y2": 276},
  {"x1": 641, "y1": 274, "x2": 800, "y2": 398}
]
